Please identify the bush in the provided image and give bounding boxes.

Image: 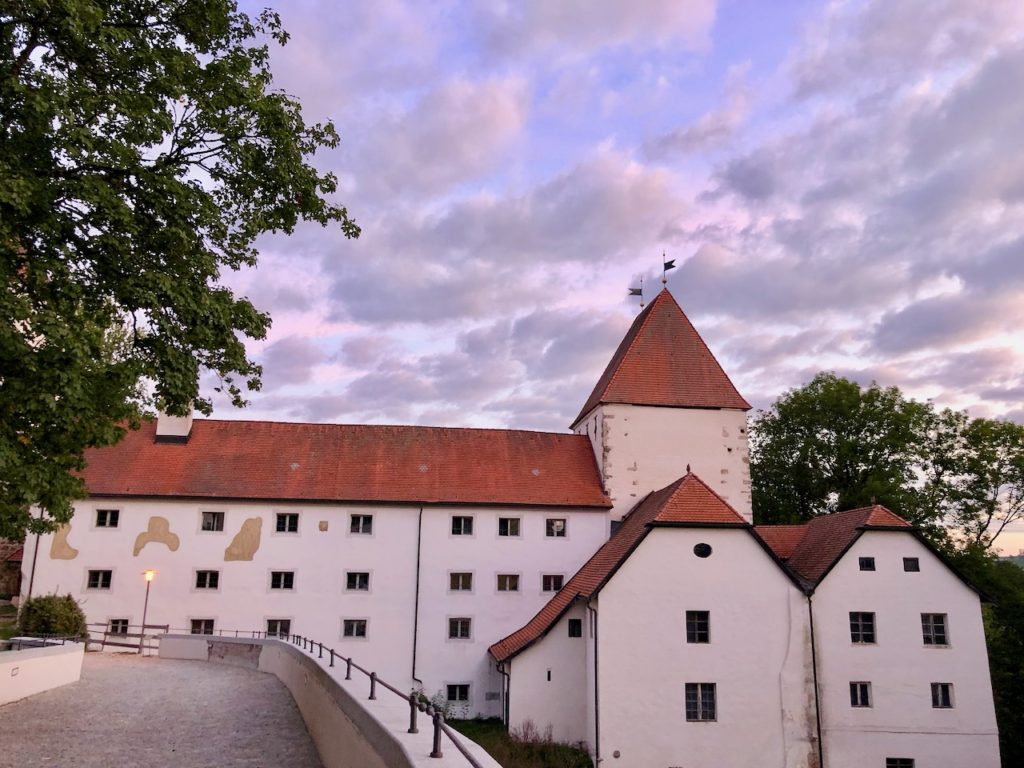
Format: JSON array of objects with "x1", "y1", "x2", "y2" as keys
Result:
[
  {"x1": 449, "y1": 718, "x2": 592, "y2": 768},
  {"x1": 17, "y1": 594, "x2": 89, "y2": 639}
]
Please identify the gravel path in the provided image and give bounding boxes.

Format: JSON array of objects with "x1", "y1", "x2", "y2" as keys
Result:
[{"x1": 0, "y1": 652, "x2": 323, "y2": 767}]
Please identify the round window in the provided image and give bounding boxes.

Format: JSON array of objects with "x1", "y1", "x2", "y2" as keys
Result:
[{"x1": 693, "y1": 543, "x2": 713, "y2": 558}]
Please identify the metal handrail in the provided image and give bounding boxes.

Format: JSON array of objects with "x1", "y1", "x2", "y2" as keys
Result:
[
  {"x1": 283, "y1": 633, "x2": 485, "y2": 766},
  {"x1": 2, "y1": 633, "x2": 84, "y2": 651}
]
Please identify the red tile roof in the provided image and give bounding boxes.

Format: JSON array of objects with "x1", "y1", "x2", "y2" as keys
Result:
[
  {"x1": 5, "y1": 547, "x2": 23, "y2": 563},
  {"x1": 489, "y1": 472, "x2": 746, "y2": 662},
  {"x1": 755, "y1": 505, "x2": 911, "y2": 587},
  {"x1": 80, "y1": 419, "x2": 612, "y2": 508},
  {"x1": 572, "y1": 288, "x2": 750, "y2": 426}
]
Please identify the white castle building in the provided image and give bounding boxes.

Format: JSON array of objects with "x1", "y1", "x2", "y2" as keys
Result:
[{"x1": 21, "y1": 289, "x2": 999, "y2": 768}]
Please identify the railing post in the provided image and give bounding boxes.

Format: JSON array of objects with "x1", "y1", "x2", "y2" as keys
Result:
[
  {"x1": 369, "y1": 671, "x2": 377, "y2": 700},
  {"x1": 318, "y1": 641, "x2": 323, "y2": 659},
  {"x1": 329, "y1": 649, "x2": 335, "y2": 668},
  {"x1": 408, "y1": 692, "x2": 419, "y2": 734},
  {"x1": 346, "y1": 658, "x2": 352, "y2": 680},
  {"x1": 430, "y1": 712, "x2": 444, "y2": 758}
]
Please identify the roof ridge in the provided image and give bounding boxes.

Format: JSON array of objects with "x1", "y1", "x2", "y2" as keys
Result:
[{"x1": 178, "y1": 418, "x2": 576, "y2": 438}]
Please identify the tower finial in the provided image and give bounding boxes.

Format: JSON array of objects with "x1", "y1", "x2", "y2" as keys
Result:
[
  {"x1": 629, "y1": 276, "x2": 644, "y2": 310},
  {"x1": 686, "y1": 463, "x2": 691, "y2": 473},
  {"x1": 662, "y1": 251, "x2": 676, "y2": 286}
]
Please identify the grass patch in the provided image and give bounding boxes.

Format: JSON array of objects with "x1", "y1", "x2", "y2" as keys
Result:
[
  {"x1": 448, "y1": 718, "x2": 592, "y2": 768},
  {"x1": 0, "y1": 604, "x2": 17, "y2": 617}
]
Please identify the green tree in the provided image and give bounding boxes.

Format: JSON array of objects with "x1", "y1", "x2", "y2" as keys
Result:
[
  {"x1": 1, "y1": 1, "x2": 358, "y2": 539},
  {"x1": 750, "y1": 372, "x2": 935, "y2": 527},
  {"x1": 18, "y1": 593, "x2": 89, "y2": 639}
]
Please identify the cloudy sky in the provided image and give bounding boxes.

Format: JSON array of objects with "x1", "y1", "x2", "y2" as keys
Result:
[{"x1": 217, "y1": 0, "x2": 1024, "y2": 445}]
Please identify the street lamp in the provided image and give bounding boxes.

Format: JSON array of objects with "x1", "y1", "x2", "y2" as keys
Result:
[{"x1": 139, "y1": 569, "x2": 156, "y2": 654}]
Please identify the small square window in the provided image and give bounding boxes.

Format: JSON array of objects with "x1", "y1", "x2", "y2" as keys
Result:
[
  {"x1": 686, "y1": 610, "x2": 710, "y2": 643},
  {"x1": 87, "y1": 570, "x2": 112, "y2": 589},
  {"x1": 451, "y1": 516, "x2": 474, "y2": 536},
  {"x1": 542, "y1": 574, "x2": 564, "y2": 592},
  {"x1": 903, "y1": 557, "x2": 920, "y2": 572},
  {"x1": 497, "y1": 574, "x2": 519, "y2": 592},
  {"x1": 684, "y1": 682, "x2": 716, "y2": 722},
  {"x1": 921, "y1": 613, "x2": 948, "y2": 646},
  {"x1": 931, "y1": 682, "x2": 954, "y2": 708},
  {"x1": 195, "y1": 570, "x2": 219, "y2": 589},
  {"x1": 448, "y1": 617, "x2": 472, "y2": 639},
  {"x1": 849, "y1": 681, "x2": 872, "y2": 708},
  {"x1": 886, "y1": 759, "x2": 915, "y2": 768},
  {"x1": 859, "y1": 557, "x2": 875, "y2": 571},
  {"x1": 498, "y1": 517, "x2": 520, "y2": 537},
  {"x1": 343, "y1": 619, "x2": 367, "y2": 638},
  {"x1": 267, "y1": 619, "x2": 291, "y2": 637},
  {"x1": 568, "y1": 618, "x2": 583, "y2": 638},
  {"x1": 108, "y1": 619, "x2": 129, "y2": 636},
  {"x1": 201, "y1": 511, "x2": 224, "y2": 532},
  {"x1": 350, "y1": 514, "x2": 373, "y2": 535},
  {"x1": 275, "y1": 513, "x2": 299, "y2": 533},
  {"x1": 191, "y1": 619, "x2": 215, "y2": 635},
  {"x1": 610, "y1": 520, "x2": 622, "y2": 536},
  {"x1": 849, "y1": 612, "x2": 876, "y2": 644},
  {"x1": 346, "y1": 572, "x2": 370, "y2": 591},
  {"x1": 449, "y1": 572, "x2": 473, "y2": 591},
  {"x1": 96, "y1": 509, "x2": 120, "y2": 528},
  {"x1": 447, "y1": 684, "x2": 470, "y2": 702},
  {"x1": 545, "y1": 518, "x2": 567, "y2": 538},
  {"x1": 270, "y1": 571, "x2": 295, "y2": 590}
]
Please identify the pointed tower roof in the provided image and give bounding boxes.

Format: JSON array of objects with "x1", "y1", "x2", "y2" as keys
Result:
[{"x1": 572, "y1": 288, "x2": 750, "y2": 427}]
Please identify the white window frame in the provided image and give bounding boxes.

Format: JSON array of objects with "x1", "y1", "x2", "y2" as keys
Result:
[
  {"x1": 446, "y1": 683, "x2": 471, "y2": 703},
  {"x1": 545, "y1": 517, "x2": 568, "y2": 538},
  {"x1": 922, "y1": 613, "x2": 949, "y2": 646},
  {"x1": 269, "y1": 570, "x2": 296, "y2": 591},
  {"x1": 345, "y1": 571, "x2": 371, "y2": 592},
  {"x1": 273, "y1": 511, "x2": 300, "y2": 535},
  {"x1": 341, "y1": 618, "x2": 369, "y2": 640},
  {"x1": 193, "y1": 569, "x2": 221, "y2": 591},
  {"x1": 497, "y1": 517, "x2": 521, "y2": 538},
  {"x1": 199, "y1": 510, "x2": 226, "y2": 533},
  {"x1": 496, "y1": 573, "x2": 520, "y2": 593},
  {"x1": 189, "y1": 618, "x2": 216, "y2": 635},
  {"x1": 266, "y1": 618, "x2": 292, "y2": 637},
  {"x1": 447, "y1": 616, "x2": 472, "y2": 641},
  {"x1": 94, "y1": 508, "x2": 120, "y2": 529},
  {"x1": 450, "y1": 515, "x2": 475, "y2": 537},
  {"x1": 849, "y1": 681, "x2": 872, "y2": 708},
  {"x1": 85, "y1": 568, "x2": 114, "y2": 590},
  {"x1": 448, "y1": 571, "x2": 474, "y2": 593},
  {"x1": 931, "y1": 682, "x2": 954, "y2": 709},
  {"x1": 349, "y1": 514, "x2": 374, "y2": 536},
  {"x1": 541, "y1": 573, "x2": 564, "y2": 593}
]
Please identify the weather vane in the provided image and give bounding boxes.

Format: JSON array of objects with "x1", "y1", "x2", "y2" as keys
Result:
[
  {"x1": 662, "y1": 251, "x2": 676, "y2": 285},
  {"x1": 629, "y1": 276, "x2": 644, "y2": 309}
]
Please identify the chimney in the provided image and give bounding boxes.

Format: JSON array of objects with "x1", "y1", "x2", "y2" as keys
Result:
[{"x1": 155, "y1": 410, "x2": 194, "y2": 443}]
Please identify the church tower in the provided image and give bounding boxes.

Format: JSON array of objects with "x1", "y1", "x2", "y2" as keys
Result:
[{"x1": 572, "y1": 288, "x2": 753, "y2": 521}]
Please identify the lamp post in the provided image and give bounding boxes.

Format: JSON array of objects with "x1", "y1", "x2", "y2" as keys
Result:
[{"x1": 139, "y1": 569, "x2": 155, "y2": 655}]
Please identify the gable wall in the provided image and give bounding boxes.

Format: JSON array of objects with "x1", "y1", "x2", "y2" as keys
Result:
[{"x1": 811, "y1": 531, "x2": 999, "y2": 768}]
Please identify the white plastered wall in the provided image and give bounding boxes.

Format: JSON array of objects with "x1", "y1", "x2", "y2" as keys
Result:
[
  {"x1": 574, "y1": 404, "x2": 752, "y2": 522},
  {"x1": 596, "y1": 527, "x2": 816, "y2": 768},
  {"x1": 21, "y1": 498, "x2": 608, "y2": 719},
  {"x1": 812, "y1": 531, "x2": 1000, "y2": 768},
  {"x1": 507, "y1": 603, "x2": 590, "y2": 746}
]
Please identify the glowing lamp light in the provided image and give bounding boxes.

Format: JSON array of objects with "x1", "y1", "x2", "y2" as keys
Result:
[{"x1": 143, "y1": 569, "x2": 156, "y2": 582}]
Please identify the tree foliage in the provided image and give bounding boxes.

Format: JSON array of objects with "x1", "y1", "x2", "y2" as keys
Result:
[
  {"x1": 1, "y1": 1, "x2": 358, "y2": 538},
  {"x1": 18, "y1": 592, "x2": 89, "y2": 639}
]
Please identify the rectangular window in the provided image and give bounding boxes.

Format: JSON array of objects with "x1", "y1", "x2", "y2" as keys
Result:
[
  {"x1": 568, "y1": 618, "x2": 583, "y2": 638},
  {"x1": 451, "y1": 516, "x2": 474, "y2": 536},
  {"x1": 859, "y1": 557, "x2": 876, "y2": 571},
  {"x1": 448, "y1": 617, "x2": 472, "y2": 639},
  {"x1": 350, "y1": 514, "x2": 373, "y2": 534},
  {"x1": 201, "y1": 511, "x2": 224, "y2": 532},
  {"x1": 346, "y1": 572, "x2": 370, "y2": 591},
  {"x1": 497, "y1": 574, "x2": 520, "y2": 592},
  {"x1": 921, "y1": 613, "x2": 948, "y2": 646},
  {"x1": 191, "y1": 619, "x2": 215, "y2": 635},
  {"x1": 684, "y1": 683, "x2": 716, "y2": 722},
  {"x1": 275, "y1": 513, "x2": 299, "y2": 533},
  {"x1": 545, "y1": 518, "x2": 567, "y2": 537},
  {"x1": 447, "y1": 684, "x2": 470, "y2": 702},
  {"x1": 610, "y1": 520, "x2": 622, "y2": 536},
  {"x1": 96, "y1": 509, "x2": 120, "y2": 528},
  {"x1": 886, "y1": 760, "x2": 914, "y2": 768},
  {"x1": 498, "y1": 517, "x2": 521, "y2": 537},
  {"x1": 270, "y1": 571, "x2": 295, "y2": 590},
  {"x1": 849, "y1": 681, "x2": 872, "y2": 708},
  {"x1": 542, "y1": 574, "x2": 564, "y2": 592},
  {"x1": 87, "y1": 570, "x2": 112, "y2": 589},
  {"x1": 195, "y1": 570, "x2": 219, "y2": 590},
  {"x1": 903, "y1": 557, "x2": 920, "y2": 572},
  {"x1": 849, "y1": 612, "x2": 876, "y2": 643},
  {"x1": 108, "y1": 619, "x2": 129, "y2": 635},
  {"x1": 931, "y1": 682, "x2": 954, "y2": 709},
  {"x1": 686, "y1": 611, "x2": 710, "y2": 644},
  {"x1": 267, "y1": 619, "x2": 291, "y2": 637},
  {"x1": 449, "y1": 572, "x2": 473, "y2": 591},
  {"x1": 343, "y1": 619, "x2": 367, "y2": 638}
]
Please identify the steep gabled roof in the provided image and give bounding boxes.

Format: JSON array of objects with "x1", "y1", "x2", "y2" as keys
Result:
[
  {"x1": 572, "y1": 288, "x2": 750, "y2": 427},
  {"x1": 80, "y1": 419, "x2": 612, "y2": 509},
  {"x1": 489, "y1": 472, "x2": 747, "y2": 662},
  {"x1": 755, "y1": 505, "x2": 911, "y2": 588}
]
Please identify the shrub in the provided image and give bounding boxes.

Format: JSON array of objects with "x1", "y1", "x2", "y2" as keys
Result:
[{"x1": 18, "y1": 594, "x2": 89, "y2": 639}]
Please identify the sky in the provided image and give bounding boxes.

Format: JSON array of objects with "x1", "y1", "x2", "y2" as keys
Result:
[{"x1": 218, "y1": 0, "x2": 1024, "y2": 545}]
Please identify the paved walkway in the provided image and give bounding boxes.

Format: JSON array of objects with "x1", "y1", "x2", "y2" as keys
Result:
[{"x1": 0, "y1": 652, "x2": 322, "y2": 767}]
